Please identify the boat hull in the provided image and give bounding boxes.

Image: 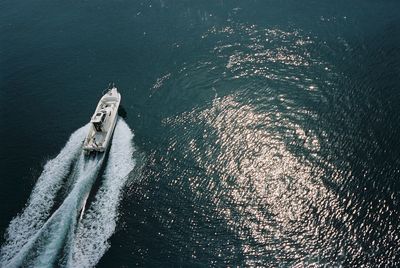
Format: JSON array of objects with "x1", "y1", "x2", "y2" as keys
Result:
[{"x1": 83, "y1": 87, "x2": 121, "y2": 154}]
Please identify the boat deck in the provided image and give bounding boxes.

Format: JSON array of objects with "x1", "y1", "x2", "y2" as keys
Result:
[
  {"x1": 88, "y1": 131, "x2": 106, "y2": 148},
  {"x1": 83, "y1": 87, "x2": 120, "y2": 153},
  {"x1": 94, "y1": 131, "x2": 106, "y2": 144}
]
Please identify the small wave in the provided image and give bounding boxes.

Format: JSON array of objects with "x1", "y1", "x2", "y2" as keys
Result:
[
  {"x1": 68, "y1": 119, "x2": 136, "y2": 268},
  {"x1": 0, "y1": 124, "x2": 88, "y2": 266}
]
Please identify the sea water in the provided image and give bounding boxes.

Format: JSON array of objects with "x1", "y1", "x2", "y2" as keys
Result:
[{"x1": 1, "y1": 0, "x2": 400, "y2": 266}]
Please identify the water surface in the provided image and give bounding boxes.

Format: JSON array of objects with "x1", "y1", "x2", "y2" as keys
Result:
[{"x1": 1, "y1": 0, "x2": 400, "y2": 266}]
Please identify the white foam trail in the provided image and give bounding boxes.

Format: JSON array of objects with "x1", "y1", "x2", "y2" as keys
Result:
[
  {"x1": 33, "y1": 155, "x2": 105, "y2": 268},
  {"x1": 68, "y1": 119, "x2": 135, "y2": 268},
  {"x1": 0, "y1": 125, "x2": 88, "y2": 266},
  {"x1": 1, "y1": 150, "x2": 104, "y2": 268}
]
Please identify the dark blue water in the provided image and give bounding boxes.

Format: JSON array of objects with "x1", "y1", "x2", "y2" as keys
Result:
[{"x1": 1, "y1": 0, "x2": 400, "y2": 267}]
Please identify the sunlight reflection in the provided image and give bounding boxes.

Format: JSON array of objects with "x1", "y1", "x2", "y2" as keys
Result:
[{"x1": 166, "y1": 94, "x2": 343, "y2": 265}]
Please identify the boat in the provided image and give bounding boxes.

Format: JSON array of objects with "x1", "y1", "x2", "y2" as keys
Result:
[{"x1": 83, "y1": 86, "x2": 121, "y2": 155}]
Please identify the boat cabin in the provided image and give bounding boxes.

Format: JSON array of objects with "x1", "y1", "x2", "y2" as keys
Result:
[{"x1": 91, "y1": 111, "x2": 107, "y2": 132}]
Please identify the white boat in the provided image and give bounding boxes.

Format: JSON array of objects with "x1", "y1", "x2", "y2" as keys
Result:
[{"x1": 83, "y1": 86, "x2": 121, "y2": 154}]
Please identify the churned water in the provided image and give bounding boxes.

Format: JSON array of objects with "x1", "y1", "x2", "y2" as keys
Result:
[{"x1": 1, "y1": 0, "x2": 400, "y2": 267}]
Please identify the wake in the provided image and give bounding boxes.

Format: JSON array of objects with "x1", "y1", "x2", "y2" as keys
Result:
[
  {"x1": 67, "y1": 120, "x2": 135, "y2": 268},
  {"x1": 0, "y1": 119, "x2": 136, "y2": 268}
]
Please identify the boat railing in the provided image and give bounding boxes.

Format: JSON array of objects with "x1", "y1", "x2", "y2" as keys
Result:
[
  {"x1": 102, "y1": 88, "x2": 111, "y2": 96},
  {"x1": 102, "y1": 82, "x2": 116, "y2": 95}
]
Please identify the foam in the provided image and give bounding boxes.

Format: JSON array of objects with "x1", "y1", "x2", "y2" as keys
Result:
[
  {"x1": 0, "y1": 125, "x2": 88, "y2": 266},
  {"x1": 1, "y1": 119, "x2": 136, "y2": 268},
  {"x1": 1, "y1": 145, "x2": 104, "y2": 268},
  {"x1": 33, "y1": 155, "x2": 104, "y2": 268},
  {"x1": 68, "y1": 119, "x2": 136, "y2": 268}
]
